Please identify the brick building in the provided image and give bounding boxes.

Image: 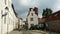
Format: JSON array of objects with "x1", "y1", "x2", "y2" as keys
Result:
[{"x1": 46, "y1": 10, "x2": 60, "y2": 32}]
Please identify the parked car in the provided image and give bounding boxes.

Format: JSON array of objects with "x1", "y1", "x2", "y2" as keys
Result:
[{"x1": 37, "y1": 23, "x2": 46, "y2": 30}]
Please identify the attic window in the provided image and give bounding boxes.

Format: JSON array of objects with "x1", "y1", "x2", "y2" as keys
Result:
[{"x1": 31, "y1": 13, "x2": 33, "y2": 16}]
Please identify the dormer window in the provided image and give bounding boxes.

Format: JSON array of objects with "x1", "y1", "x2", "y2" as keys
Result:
[{"x1": 5, "y1": 0, "x2": 6, "y2": 5}]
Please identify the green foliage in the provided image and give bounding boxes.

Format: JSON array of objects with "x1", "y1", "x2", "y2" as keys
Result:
[{"x1": 42, "y1": 8, "x2": 52, "y2": 18}]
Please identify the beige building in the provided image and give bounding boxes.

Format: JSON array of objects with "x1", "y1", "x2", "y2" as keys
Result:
[
  {"x1": 18, "y1": 18, "x2": 25, "y2": 30},
  {"x1": 0, "y1": 0, "x2": 18, "y2": 34}
]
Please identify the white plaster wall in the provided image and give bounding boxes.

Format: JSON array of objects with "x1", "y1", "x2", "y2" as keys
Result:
[
  {"x1": 0, "y1": 0, "x2": 6, "y2": 33},
  {"x1": 0, "y1": 0, "x2": 18, "y2": 34}
]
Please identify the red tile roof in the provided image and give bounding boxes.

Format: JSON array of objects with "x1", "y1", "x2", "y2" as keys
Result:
[{"x1": 47, "y1": 10, "x2": 60, "y2": 21}]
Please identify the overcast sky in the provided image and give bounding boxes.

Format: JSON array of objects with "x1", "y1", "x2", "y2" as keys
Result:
[{"x1": 12, "y1": 0, "x2": 60, "y2": 21}]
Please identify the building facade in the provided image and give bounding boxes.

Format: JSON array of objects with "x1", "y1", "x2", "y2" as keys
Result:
[
  {"x1": 46, "y1": 10, "x2": 60, "y2": 32},
  {"x1": 27, "y1": 7, "x2": 38, "y2": 28},
  {"x1": 0, "y1": 0, "x2": 18, "y2": 34}
]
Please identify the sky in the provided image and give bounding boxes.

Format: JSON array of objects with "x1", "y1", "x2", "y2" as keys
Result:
[{"x1": 12, "y1": 0, "x2": 60, "y2": 21}]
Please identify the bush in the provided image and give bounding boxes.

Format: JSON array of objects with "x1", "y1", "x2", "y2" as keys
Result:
[
  {"x1": 29, "y1": 26, "x2": 35, "y2": 30},
  {"x1": 29, "y1": 25, "x2": 39, "y2": 30}
]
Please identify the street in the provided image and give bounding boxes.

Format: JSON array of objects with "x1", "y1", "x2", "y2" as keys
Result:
[{"x1": 7, "y1": 30, "x2": 60, "y2": 34}]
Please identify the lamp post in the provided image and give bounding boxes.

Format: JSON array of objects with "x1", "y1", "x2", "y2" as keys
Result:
[
  {"x1": 1, "y1": 10, "x2": 3, "y2": 34},
  {"x1": 1, "y1": 10, "x2": 7, "y2": 34},
  {"x1": 2, "y1": 9, "x2": 9, "y2": 34}
]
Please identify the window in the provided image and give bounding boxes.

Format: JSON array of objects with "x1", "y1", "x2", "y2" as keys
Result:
[
  {"x1": 31, "y1": 13, "x2": 33, "y2": 16},
  {"x1": 30, "y1": 18, "x2": 33, "y2": 21},
  {"x1": 5, "y1": 0, "x2": 6, "y2": 5}
]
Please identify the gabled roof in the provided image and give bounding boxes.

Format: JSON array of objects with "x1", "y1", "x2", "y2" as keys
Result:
[
  {"x1": 27, "y1": 7, "x2": 38, "y2": 16},
  {"x1": 47, "y1": 10, "x2": 60, "y2": 21}
]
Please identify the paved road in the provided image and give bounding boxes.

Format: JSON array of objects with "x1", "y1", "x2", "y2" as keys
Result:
[
  {"x1": 31, "y1": 30, "x2": 60, "y2": 34},
  {"x1": 7, "y1": 30, "x2": 60, "y2": 34}
]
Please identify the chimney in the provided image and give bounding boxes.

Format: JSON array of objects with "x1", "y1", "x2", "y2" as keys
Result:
[{"x1": 33, "y1": 7, "x2": 38, "y2": 16}]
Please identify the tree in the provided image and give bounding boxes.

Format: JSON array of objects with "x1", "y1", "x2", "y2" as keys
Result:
[{"x1": 42, "y1": 8, "x2": 52, "y2": 18}]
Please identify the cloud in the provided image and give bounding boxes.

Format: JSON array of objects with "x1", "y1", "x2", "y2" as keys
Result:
[
  {"x1": 19, "y1": 11, "x2": 28, "y2": 21},
  {"x1": 52, "y1": 0, "x2": 60, "y2": 12},
  {"x1": 13, "y1": 0, "x2": 60, "y2": 20}
]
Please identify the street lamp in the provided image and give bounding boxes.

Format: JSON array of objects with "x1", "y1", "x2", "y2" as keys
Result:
[
  {"x1": 1, "y1": 10, "x2": 3, "y2": 34},
  {"x1": 2, "y1": 7, "x2": 9, "y2": 34},
  {"x1": 1, "y1": 11, "x2": 8, "y2": 34}
]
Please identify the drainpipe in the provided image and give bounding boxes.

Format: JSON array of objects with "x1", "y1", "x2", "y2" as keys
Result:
[
  {"x1": 1, "y1": 11, "x2": 3, "y2": 34},
  {"x1": 2, "y1": 10, "x2": 8, "y2": 34}
]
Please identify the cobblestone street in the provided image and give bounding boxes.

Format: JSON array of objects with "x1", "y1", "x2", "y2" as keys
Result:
[
  {"x1": 7, "y1": 30, "x2": 45, "y2": 34},
  {"x1": 6, "y1": 30, "x2": 60, "y2": 34}
]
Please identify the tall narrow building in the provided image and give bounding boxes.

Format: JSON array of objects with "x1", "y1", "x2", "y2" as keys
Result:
[{"x1": 27, "y1": 7, "x2": 38, "y2": 28}]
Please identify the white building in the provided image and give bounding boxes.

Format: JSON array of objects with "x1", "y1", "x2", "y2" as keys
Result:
[
  {"x1": 27, "y1": 7, "x2": 38, "y2": 28},
  {"x1": 0, "y1": 0, "x2": 18, "y2": 34}
]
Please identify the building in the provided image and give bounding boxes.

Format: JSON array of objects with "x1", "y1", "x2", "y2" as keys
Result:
[
  {"x1": 27, "y1": 7, "x2": 38, "y2": 28},
  {"x1": 18, "y1": 18, "x2": 25, "y2": 30},
  {"x1": 23, "y1": 21, "x2": 28, "y2": 29},
  {"x1": 38, "y1": 18, "x2": 46, "y2": 24},
  {"x1": 18, "y1": 18, "x2": 23, "y2": 29},
  {"x1": 0, "y1": 0, "x2": 18, "y2": 34},
  {"x1": 46, "y1": 10, "x2": 60, "y2": 32},
  {"x1": 38, "y1": 18, "x2": 46, "y2": 29}
]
